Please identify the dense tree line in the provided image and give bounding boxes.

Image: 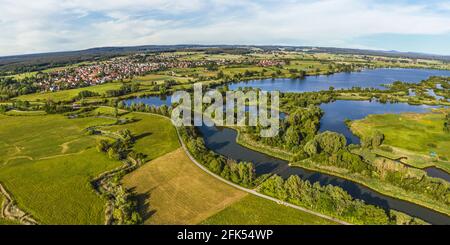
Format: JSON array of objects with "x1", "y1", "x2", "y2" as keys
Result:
[
  {"x1": 118, "y1": 101, "x2": 171, "y2": 117},
  {"x1": 281, "y1": 91, "x2": 335, "y2": 109},
  {"x1": 105, "y1": 83, "x2": 140, "y2": 97},
  {"x1": 75, "y1": 90, "x2": 100, "y2": 99},
  {"x1": 179, "y1": 126, "x2": 256, "y2": 187},
  {"x1": 259, "y1": 175, "x2": 421, "y2": 224},
  {"x1": 43, "y1": 101, "x2": 73, "y2": 114},
  {"x1": 0, "y1": 77, "x2": 38, "y2": 101},
  {"x1": 299, "y1": 131, "x2": 374, "y2": 175},
  {"x1": 297, "y1": 131, "x2": 450, "y2": 204},
  {"x1": 244, "y1": 105, "x2": 323, "y2": 152}
]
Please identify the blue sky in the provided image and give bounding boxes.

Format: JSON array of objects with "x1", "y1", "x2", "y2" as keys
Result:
[{"x1": 0, "y1": 0, "x2": 450, "y2": 56}]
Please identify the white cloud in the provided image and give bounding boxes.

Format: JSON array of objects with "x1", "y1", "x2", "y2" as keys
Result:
[{"x1": 0, "y1": 0, "x2": 449, "y2": 56}]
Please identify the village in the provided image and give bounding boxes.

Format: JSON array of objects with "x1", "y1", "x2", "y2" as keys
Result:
[{"x1": 32, "y1": 53, "x2": 284, "y2": 92}]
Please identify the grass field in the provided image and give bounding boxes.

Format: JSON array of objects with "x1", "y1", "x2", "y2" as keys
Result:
[
  {"x1": 4, "y1": 110, "x2": 47, "y2": 116},
  {"x1": 350, "y1": 112, "x2": 450, "y2": 172},
  {"x1": 0, "y1": 111, "x2": 182, "y2": 224},
  {"x1": 201, "y1": 195, "x2": 337, "y2": 225},
  {"x1": 0, "y1": 114, "x2": 123, "y2": 224},
  {"x1": 101, "y1": 112, "x2": 180, "y2": 161},
  {"x1": 15, "y1": 82, "x2": 123, "y2": 102},
  {"x1": 122, "y1": 148, "x2": 247, "y2": 224}
]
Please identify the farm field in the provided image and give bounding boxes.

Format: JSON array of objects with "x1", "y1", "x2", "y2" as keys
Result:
[
  {"x1": 122, "y1": 148, "x2": 247, "y2": 224},
  {"x1": 350, "y1": 111, "x2": 450, "y2": 172},
  {"x1": 201, "y1": 195, "x2": 338, "y2": 225}
]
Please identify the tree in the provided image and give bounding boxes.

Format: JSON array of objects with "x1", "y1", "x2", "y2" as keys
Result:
[
  {"x1": 96, "y1": 140, "x2": 110, "y2": 152},
  {"x1": 284, "y1": 127, "x2": 301, "y2": 149},
  {"x1": 314, "y1": 131, "x2": 346, "y2": 155},
  {"x1": 445, "y1": 113, "x2": 450, "y2": 132},
  {"x1": 372, "y1": 131, "x2": 384, "y2": 147},
  {"x1": 108, "y1": 147, "x2": 120, "y2": 160},
  {"x1": 304, "y1": 140, "x2": 318, "y2": 156}
]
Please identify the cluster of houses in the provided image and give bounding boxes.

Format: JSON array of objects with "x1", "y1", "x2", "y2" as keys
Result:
[
  {"x1": 34, "y1": 54, "x2": 284, "y2": 92},
  {"x1": 256, "y1": 59, "x2": 285, "y2": 67}
]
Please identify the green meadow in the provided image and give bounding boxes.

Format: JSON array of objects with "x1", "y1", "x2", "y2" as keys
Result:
[
  {"x1": 350, "y1": 112, "x2": 450, "y2": 172},
  {"x1": 0, "y1": 110, "x2": 182, "y2": 224},
  {"x1": 201, "y1": 195, "x2": 337, "y2": 225},
  {"x1": 15, "y1": 82, "x2": 123, "y2": 102}
]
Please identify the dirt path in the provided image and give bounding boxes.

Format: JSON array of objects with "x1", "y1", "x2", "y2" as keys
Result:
[{"x1": 0, "y1": 183, "x2": 38, "y2": 225}]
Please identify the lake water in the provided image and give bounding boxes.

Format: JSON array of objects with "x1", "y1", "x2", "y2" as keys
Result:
[
  {"x1": 425, "y1": 167, "x2": 450, "y2": 182},
  {"x1": 319, "y1": 100, "x2": 438, "y2": 144},
  {"x1": 124, "y1": 95, "x2": 173, "y2": 107},
  {"x1": 228, "y1": 68, "x2": 450, "y2": 92}
]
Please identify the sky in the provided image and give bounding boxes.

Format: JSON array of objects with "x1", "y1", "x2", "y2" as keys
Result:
[{"x1": 1, "y1": 0, "x2": 450, "y2": 56}]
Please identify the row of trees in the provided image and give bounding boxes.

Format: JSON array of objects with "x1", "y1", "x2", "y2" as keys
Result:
[
  {"x1": 445, "y1": 112, "x2": 450, "y2": 132},
  {"x1": 180, "y1": 126, "x2": 256, "y2": 187},
  {"x1": 297, "y1": 131, "x2": 450, "y2": 205},
  {"x1": 95, "y1": 129, "x2": 144, "y2": 225},
  {"x1": 105, "y1": 83, "x2": 140, "y2": 97},
  {"x1": 43, "y1": 101, "x2": 73, "y2": 114},
  {"x1": 75, "y1": 90, "x2": 100, "y2": 99},
  {"x1": 259, "y1": 175, "x2": 421, "y2": 224},
  {"x1": 118, "y1": 101, "x2": 171, "y2": 117}
]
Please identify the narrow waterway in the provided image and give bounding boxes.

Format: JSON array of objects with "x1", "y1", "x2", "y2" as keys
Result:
[{"x1": 198, "y1": 125, "x2": 450, "y2": 225}]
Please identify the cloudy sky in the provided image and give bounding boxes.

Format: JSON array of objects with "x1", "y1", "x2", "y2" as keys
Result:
[{"x1": 1, "y1": 0, "x2": 450, "y2": 56}]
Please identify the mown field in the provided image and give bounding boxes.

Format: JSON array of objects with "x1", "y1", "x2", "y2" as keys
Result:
[
  {"x1": 201, "y1": 195, "x2": 337, "y2": 225},
  {"x1": 122, "y1": 148, "x2": 247, "y2": 224},
  {"x1": 350, "y1": 111, "x2": 450, "y2": 172}
]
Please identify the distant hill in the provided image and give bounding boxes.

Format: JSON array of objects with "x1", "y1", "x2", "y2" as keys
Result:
[{"x1": 1, "y1": 44, "x2": 448, "y2": 74}]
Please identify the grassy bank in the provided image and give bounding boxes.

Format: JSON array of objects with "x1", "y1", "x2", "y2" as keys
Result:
[{"x1": 201, "y1": 195, "x2": 338, "y2": 225}]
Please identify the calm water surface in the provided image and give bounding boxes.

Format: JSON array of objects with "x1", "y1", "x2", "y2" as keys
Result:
[{"x1": 228, "y1": 68, "x2": 450, "y2": 92}]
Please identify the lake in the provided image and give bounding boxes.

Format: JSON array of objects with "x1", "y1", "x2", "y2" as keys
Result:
[
  {"x1": 319, "y1": 100, "x2": 439, "y2": 144},
  {"x1": 228, "y1": 68, "x2": 450, "y2": 92}
]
